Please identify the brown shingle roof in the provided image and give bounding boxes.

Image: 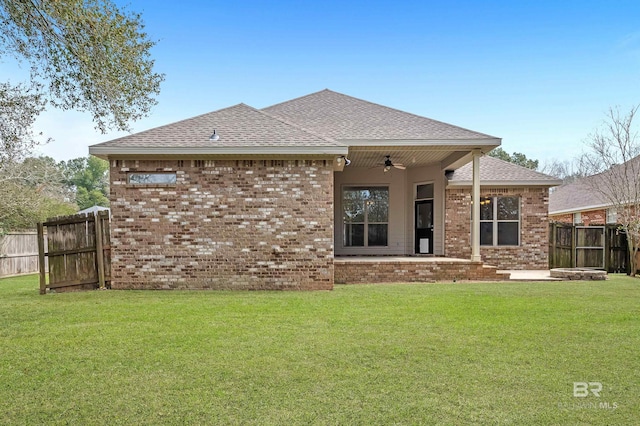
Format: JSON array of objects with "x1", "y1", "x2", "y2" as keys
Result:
[
  {"x1": 447, "y1": 156, "x2": 562, "y2": 186},
  {"x1": 548, "y1": 179, "x2": 607, "y2": 213},
  {"x1": 263, "y1": 89, "x2": 498, "y2": 141},
  {"x1": 92, "y1": 103, "x2": 345, "y2": 150}
]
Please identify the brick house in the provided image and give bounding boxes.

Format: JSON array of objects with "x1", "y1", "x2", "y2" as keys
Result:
[
  {"x1": 549, "y1": 183, "x2": 612, "y2": 226},
  {"x1": 549, "y1": 157, "x2": 640, "y2": 226},
  {"x1": 89, "y1": 90, "x2": 560, "y2": 290}
]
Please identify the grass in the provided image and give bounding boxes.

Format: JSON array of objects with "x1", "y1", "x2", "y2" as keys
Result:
[{"x1": 1, "y1": 275, "x2": 639, "y2": 425}]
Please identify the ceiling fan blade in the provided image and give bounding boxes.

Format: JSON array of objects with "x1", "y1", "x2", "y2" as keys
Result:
[{"x1": 394, "y1": 164, "x2": 406, "y2": 170}]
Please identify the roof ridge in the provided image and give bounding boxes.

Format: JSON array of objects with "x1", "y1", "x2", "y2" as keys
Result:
[
  {"x1": 264, "y1": 89, "x2": 499, "y2": 140},
  {"x1": 334, "y1": 91, "x2": 500, "y2": 140},
  {"x1": 261, "y1": 88, "x2": 332, "y2": 110},
  {"x1": 256, "y1": 105, "x2": 342, "y2": 146}
]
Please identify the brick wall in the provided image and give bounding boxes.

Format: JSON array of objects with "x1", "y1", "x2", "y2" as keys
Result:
[
  {"x1": 109, "y1": 159, "x2": 334, "y2": 290},
  {"x1": 550, "y1": 209, "x2": 607, "y2": 226},
  {"x1": 334, "y1": 259, "x2": 509, "y2": 283},
  {"x1": 444, "y1": 187, "x2": 550, "y2": 269},
  {"x1": 549, "y1": 213, "x2": 573, "y2": 224}
]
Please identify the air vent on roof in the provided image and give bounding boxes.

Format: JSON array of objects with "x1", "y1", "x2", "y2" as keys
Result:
[{"x1": 209, "y1": 130, "x2": 219, "y2": 141}]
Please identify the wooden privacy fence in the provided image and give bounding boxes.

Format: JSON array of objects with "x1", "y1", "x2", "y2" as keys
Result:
[
  {"x1": 549, "y1": 223, "x2": 629, "y2": 273},
  {"x1": 0, "y1": 231, "x2": 47, "y2": 278},
  {"x1": 38, "y1": 211, "x2": 111, "y2": 294}
]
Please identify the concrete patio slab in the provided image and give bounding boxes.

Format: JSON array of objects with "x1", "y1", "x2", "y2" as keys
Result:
[{"x1": 500, "y1": 270, "x2": 562, "y2": 281}]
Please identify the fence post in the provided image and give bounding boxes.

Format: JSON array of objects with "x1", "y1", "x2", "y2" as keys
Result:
[
  {"x1": 37, "y1": 223, "x2": 46, "y2": 295},
  {"x1": 95, "y1": 213, "x2": 106, "y2": 289},
  {"x1": 570, "y1": 225, "x2": 576, "y2": 268},
  {"x1": 549, "y1": 223, "x2": 556, "y2": 268}
]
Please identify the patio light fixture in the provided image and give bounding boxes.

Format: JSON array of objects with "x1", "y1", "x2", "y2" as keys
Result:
[
  {"x1": 336, "y1": 156, "x2": 351, "y2": 166},
  {"x1": 209, "y1": 130, "x2": 219, "y2": 141}
]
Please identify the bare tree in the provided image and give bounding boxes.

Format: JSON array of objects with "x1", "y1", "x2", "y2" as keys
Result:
[
  {"x1": 539, "y1": 158, "x2": 584, "y2": 187},
  {"x1": 580, "y1": 105, "x2": 640, "y2": 276}
]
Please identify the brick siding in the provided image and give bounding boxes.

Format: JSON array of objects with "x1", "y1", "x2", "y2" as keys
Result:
[
  {"x1": 550, "y1": 209, "x2": 607, "y2": 226},
  {"x1": 444, "y1": 187, "x2": 550, "y2": 269},
  {"x1": 549, "y1": 213, "x2": 573, "y2": 224},
  {"x1": 335, "y1": 259, "x2": 509, "y2": 283},
  {"x1": 109, "y1": 159, "x2": 334, "y2": 290}
]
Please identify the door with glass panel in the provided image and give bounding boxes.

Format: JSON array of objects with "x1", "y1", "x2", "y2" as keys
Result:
[{"x1": 415, "y1": 200, "x2": 433, "y2": 254}]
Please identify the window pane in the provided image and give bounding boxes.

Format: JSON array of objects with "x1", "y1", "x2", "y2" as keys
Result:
[
  {"x1": 128, "y1": 173, "x2": 176, "y2": 184},
  {"x1": 343, "y1": 189, "x2": 366, "y2": 222},
  {"x1": 480, "y1": 197, "x2": 493, "y2": 220},
  {"x1": 417, "y1": 184, "x2": 434, "y2": 199},
  {"x1": 368, "y1": 224, "x2": 388, "y2": 246},
  {"x1": 497, "y1": 222, "x2": 519, "y2": 245},
  {"x1": 344, "y1": 224, "x2": 364, "y2": 246},
  {"x1": 480, "y1": 222, "x2": 493, "y2": 245},
  {"x1": 497, "y1": 197, "x2": 519, "y2": 220},
  {"x1": 367, "y1": 188, "x2": 389, "y2": 222}
]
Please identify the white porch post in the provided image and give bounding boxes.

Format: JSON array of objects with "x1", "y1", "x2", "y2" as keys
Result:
[{"x1": 471, "y1": 149, "x2": 482, "y2": 262}]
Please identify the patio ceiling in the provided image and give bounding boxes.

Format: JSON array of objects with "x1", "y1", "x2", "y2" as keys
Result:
[{"x1": 345, "y1": 144, "x2": 498, "y2": 170}]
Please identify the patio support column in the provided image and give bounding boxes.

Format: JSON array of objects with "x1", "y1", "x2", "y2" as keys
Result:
[{"x1": 471, "y1": 149, "x2": 482, "y2": 262}]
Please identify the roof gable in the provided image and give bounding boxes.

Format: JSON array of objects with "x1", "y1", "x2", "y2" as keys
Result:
[
  {"x1": 447, "y1": 156, "x2": 562, "y2": 186},
  {"x1": 263, "y1": 89, "x2": 498, "y2": 141}
]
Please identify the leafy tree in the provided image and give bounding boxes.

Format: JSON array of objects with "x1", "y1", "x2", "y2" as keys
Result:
[
  {"x1": 60, "y1": 156, "x2": 109, "y2": 210},
  {"x1": 0, "y1": 81, "x2": 48, "y2": 166},
  {"x1": 488, "y1": 147, "x2": 539, "y2": 170},
  {"x1": 580, "y1": 105, "x2": 640, "y2": 276},
  {"x1": 0, "y1": 156, "x2": 76, "y2": 231},
  {"x1": 0, "y1": 0, "x2": 164, "y2": 133},
  {"x1": 0, "y1": 0, "x2": 160, "y2": 227}
]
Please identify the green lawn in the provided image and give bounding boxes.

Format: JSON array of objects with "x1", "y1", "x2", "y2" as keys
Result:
[{"x1": 1, "y1": 275, "x2": 638, "y2": 425}]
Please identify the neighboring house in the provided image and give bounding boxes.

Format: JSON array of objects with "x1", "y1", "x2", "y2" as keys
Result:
[
  {"x1": 549, "y1": 179, "x2": 613, "y2": 225},
  {"x1": 89, "y1": 89, "x2": 560, "y2": 290},
  {"x1": 549, "y1": 157, "x2": 640, "y2": 225}
]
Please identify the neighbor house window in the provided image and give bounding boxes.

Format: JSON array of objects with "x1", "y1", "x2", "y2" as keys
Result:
[
  {"x1": 606, "y1": 208, "x2": 617, "y2": 224},
  {"x1": 343, "y1": 187, "x2": 389, "y2": 247},
  {"x1": 478, "y1": 196, "x2": 520, "y2": 246},
  {"x1": 128, "y1": 172, "x2": 177, "y2": 185}
]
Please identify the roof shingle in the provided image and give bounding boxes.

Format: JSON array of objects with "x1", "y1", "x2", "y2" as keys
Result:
[
  {"x1": 447, "y1": 156, "x2": 562, "y2": 186},
  {"x1": 93, "y1": 103, "x2": 344, "y2": 149},
  {"x1": 263, "y1": 89, "x2": 498, "y2": 141}
]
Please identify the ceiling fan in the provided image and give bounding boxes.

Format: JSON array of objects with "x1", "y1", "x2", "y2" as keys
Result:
[{"x1": 379, "y1": 155, "x2": 406, "y2": 172}]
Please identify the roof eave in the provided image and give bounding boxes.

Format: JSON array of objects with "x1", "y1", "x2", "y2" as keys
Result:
[
  {"x1": 549, "y1": 203, "x2": 613, "y2": 216},
  {"x1": 341, "y1": 138, "x2": 501, "y2": 147},
  {"x1": 89, "y1": 145, "x2": 349, "y2": 159},
  {"x1": 447, "y1": 179, "x2": 564, "y2": 188}
]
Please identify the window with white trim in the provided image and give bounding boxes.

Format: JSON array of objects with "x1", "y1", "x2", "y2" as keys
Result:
[
  {"x1": 343, "y1": 186, "x2": 389, "y2": 247},
  {"x1": 606, "y1": 208, "x2": 617, "y2": 224},
  {"x1": 478, "y1": 196, "x2": 520, "y2": 246}
]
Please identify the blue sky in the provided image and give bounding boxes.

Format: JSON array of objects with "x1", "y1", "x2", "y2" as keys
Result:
[{"x1": 2, "y1": 0, "x2": 640, "y2": 165}]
